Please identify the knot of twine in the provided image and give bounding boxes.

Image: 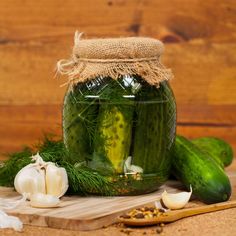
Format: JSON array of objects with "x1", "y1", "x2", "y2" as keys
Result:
[{"x1": 56, "y1": 31, "x2": 83, "y2": 78}]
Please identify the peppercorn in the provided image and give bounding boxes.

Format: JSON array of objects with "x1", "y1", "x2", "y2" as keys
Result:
[
  {"x1": 135, "y1": 213, "x2": 145, "y2": 219},
  {"x1": 156, "y1": 226, "x2": 163, "y2": 234}
]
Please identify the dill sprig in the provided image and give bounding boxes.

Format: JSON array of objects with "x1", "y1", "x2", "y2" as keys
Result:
[
  {"x1": 0, "y1": 147, "x2": 33, "y2": 187},
  {"x1": 0, "y1": 136, "x2": 116, "y2": 196}
]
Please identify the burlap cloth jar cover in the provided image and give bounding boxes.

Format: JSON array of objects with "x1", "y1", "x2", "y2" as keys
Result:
[{"x1": 57, "y1": 32, "x2": 173, "y2": 87}]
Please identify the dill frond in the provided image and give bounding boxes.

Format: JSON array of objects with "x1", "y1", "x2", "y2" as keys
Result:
[{"x1": 0, "y1": 137, "x2": 116, "y2": 196}]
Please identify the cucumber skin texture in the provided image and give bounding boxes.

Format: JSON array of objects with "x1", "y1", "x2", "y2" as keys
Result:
[
  {"x1": 172, "y1": 135, "x2": 231, "y2": 204},
  {"x1": 192, "y1": 137, "x2": 233, "y2": 168},
  {"x1": 132, "y1": 82, "x2": 176, "y2": 176},
  {"x1": 93, "y1": 105, "x2": 133, "y2": 174},
  {"x1": 63, "y1": 89, "x2": 97, "y2": 164}
]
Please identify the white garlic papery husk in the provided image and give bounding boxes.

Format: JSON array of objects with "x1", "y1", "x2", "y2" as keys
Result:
[
  {"x1": 0, "y1": 195, "x2": 27, "y2": 232},
  {"x1": 0, "y1": 210, "x2": 23, "y2": 232},
  {"x1": 0, "y1": 194, "x2": 28, "y2": 210},
  {"x1": 161, "y1": 186, "x2": 192, "y2": 210},
  {"x1": 30, "y1": 193, "x2": 60, "y2": 208},
  {"x1": 14, "y1": 153, "x2": 69, "y2": 201}
]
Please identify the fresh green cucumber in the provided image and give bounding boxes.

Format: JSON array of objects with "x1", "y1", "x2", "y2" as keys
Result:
[
  {"x1": 192, "y1": 137, "x2": 233, "y2": 168},
  {"x1": 172, "y1": 135, "x2": 231, "y2": 204}
]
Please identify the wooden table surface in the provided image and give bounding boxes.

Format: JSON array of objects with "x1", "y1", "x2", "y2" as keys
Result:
[{"x1": 0, "y1": 161, "x2": 236, "y2": 236}]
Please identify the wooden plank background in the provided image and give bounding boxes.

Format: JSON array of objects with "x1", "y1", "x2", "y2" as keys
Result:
[{"x1": 0, "y1": 0, "x2": 236, "y2": 160}]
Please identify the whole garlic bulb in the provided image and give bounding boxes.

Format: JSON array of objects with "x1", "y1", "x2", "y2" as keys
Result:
[{"x1": 14, "y1": 153, "x2": 68, "y2": 200}]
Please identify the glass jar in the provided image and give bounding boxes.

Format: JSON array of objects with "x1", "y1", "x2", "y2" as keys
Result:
[{"x1": 63, "y1": 75, "x2": 176, "y2": 195}]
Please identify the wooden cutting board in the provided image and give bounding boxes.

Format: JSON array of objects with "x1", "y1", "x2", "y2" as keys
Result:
[{"x1": 1, "y1": 171, "x2": 236, "y2": 231}]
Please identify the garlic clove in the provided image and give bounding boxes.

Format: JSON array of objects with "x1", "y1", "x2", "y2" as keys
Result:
[
  {"x1": 124, "y1": 156, "x2": 143, "y2": 173},
  {"x1": 30, "y1": 193, "x2": 60, "y2": 208},
  {"x1": 124, "y1": 156, "x2": 132, "y2": 173},
  {"x1": 161, "y1": 186, "x2": 192, "y2": 210},
  {"x1": 14, "y1": 165, "x2": 46, "y2": 199},
  {"x1": 45, "y1": 164, "x2": 68, "y2": 198},
  {"x1": 59, "y1": 166, "x2": 69, "y2": 197},
  {"x1": 129, "y1": 164, "x2": 143, "y2": 173}
]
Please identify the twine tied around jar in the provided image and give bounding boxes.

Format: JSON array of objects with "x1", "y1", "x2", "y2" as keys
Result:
[{"x1": 57, "y1": 31, "x2": 173, "y2": 87}]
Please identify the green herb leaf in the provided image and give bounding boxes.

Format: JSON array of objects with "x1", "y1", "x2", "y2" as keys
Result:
[{"x1": 0, "y1": 136, "x2": 116, "y2": 196}]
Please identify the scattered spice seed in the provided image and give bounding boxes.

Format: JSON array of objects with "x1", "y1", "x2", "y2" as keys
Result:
[
  {"x1": 120, "y1": 205, "x2": 164, "y2": 220},
  {"x1": 156, "y1": 226, "x2": 163, "y2": 234},
  {"x1": 149, "y1": 207, "x2": 155, "y2": 212},
  {"x1": 121, "y1": 229, "x2": 132, "y2": 235},
  {"x1": 135, "y1": 213, "x2": 145, "y2": 219},
  {"x1": 121, "y1": 214, "x2": 131, "y2": 219}
]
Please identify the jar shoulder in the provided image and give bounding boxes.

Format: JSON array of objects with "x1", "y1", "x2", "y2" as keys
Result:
[{"x1": 64, "y1": 76, "x2": 175, "y2": 103}]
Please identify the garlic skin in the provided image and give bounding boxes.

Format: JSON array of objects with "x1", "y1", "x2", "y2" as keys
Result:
[
  {"x1": 30, "y1": 193, "x2": 60, "y2": 208},
  {"x1": 0, "y1": 210, "x2": 23, "y2": 232},
  {"x1": 0, "y1": 195, "x2": 27, "y2": 232},
  {"x1": 0, "y1": 193, "x2": 27, "y2": 210},
  {"x1": 45, "y1": 163, "x2": 68, "y2": 197},
  {"x1": 161, "y1": 186, "x2": 192, "y2": 210},
  {"x1": 14, "y1": 153, "x2": 68, "y2": 203}
]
